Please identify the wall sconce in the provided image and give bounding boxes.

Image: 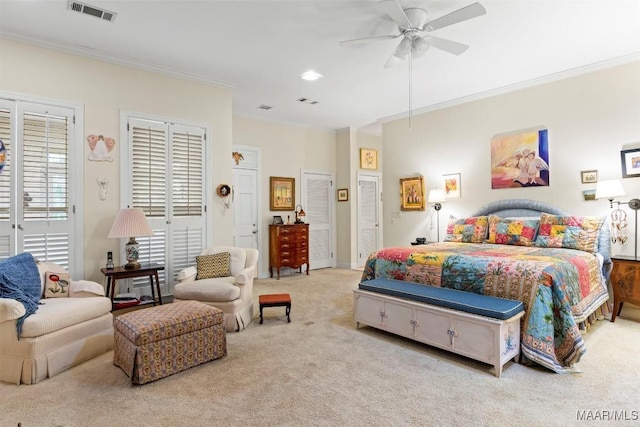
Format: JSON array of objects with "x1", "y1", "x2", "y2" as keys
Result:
[
  {"x1": 427, "y1": 189, "x2": 446, "y2": 242},
  {"x1": 294, "y1": 205, "x2": 306, "y2": 224}
]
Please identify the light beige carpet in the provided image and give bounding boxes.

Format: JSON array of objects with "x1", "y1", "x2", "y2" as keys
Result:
[{"x1": 1, "y1": 268, "x2": 639, "y2": 427}]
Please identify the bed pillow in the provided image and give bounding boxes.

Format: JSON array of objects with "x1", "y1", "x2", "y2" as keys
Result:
[
  {"x1": 444, "y1": 216, "x2": 489, "y2": 243},
  {"x1": 486, "y1": 215, "x2": 539, "y2": 246},
  {"x1": 196, "y1": 252, "x2": 231, "y2": 280},
  {"x1": 534, "y1": 213, "x2": 604, "y2": 253}
]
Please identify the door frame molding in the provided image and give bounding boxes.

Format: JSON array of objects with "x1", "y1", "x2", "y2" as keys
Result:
[{"x1": 232, "y1": 144, "x2": 263, "y2": 276}]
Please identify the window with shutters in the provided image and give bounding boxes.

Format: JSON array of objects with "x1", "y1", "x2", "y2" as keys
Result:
[
  {"x1": 0, "y1": 97, "x2": 82, "y2": 274},
  {"x1": 124, "y1": 117, "x2": 206, "y2": 295}
]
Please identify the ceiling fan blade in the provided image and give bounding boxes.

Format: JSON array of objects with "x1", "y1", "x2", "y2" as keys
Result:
[
  {"x1": 424, "y1": 35, "x2": 469, "y2": 56},
  {"x1": 339, "y1": 34, "x2": 400, "y2": 46},
  {"x1": 422, "y1": 2, "x2": 487, "y2": 32},
  {"x1": 384, "y1": 55, "x2": 402, "y2": 69},
  {"x1": 379, "y1": 0, "x2": 412, "y2": 28}
]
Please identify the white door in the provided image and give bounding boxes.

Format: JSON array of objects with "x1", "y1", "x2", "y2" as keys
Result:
[
  {"x1": 302, "y1": 171, "x2": 334, "y2": 269},
  {"x1": 233, "y1": 168, "x2": 258, "y2": 249},
  {"x1": 0, "y1": 99, "x2": 83, "y2": 275},
  {"x1": 357, "y1": 173, "x2": 380, "y2": 267}
]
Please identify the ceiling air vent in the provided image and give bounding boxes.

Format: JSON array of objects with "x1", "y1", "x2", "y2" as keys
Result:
[
  {"x1": 297, "y1": 97, "x2": 319, "y2": 105},
  {"x1": 257, "y1": 105, "x2": 273, "y2": 110},
  {"x1": 68, "y1": 1, "x2": 117, "y2": 22}
]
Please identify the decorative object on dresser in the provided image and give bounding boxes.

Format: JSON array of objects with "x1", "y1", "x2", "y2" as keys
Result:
[
  {"x1": 107, "y1": 208, "x2": 154, "y2": 269},
  {"x1": 269, "y1": 223, "x2": 309, "y2": 279},
  {"x1": 427, "y1": 188, "x2": 446, "y2": 242},
  {"x1": 294, "y1": 205, "x2": 306, "y2": 223},
  {"x1": 400, "y1": 176, "x2": 425, "y2": 211},
  {"x1": 609, "y1": 256, "x2": 640, "y2": 322},
  {"x1": 270, "y1": 176, "x2": 295, "y2": 211},
  {"x1": 595, "y1": 179, "x2": 638, "y2": 253}
]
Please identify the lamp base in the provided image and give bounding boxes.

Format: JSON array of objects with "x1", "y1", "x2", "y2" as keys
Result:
[
  {"x1": 125, "y1": 237, "x2": 141, "y2": 270},
  {"x1": 124, "y1": 260, "x2": 141, "y2": 270}
]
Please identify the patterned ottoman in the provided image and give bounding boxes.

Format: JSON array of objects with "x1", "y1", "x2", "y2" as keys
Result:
[{"x1": 113, "y1": 301, "x2": 226, "y2": 384}]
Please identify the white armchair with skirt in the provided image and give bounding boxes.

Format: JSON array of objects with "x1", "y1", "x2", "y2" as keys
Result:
[{"x1": 173, "y1": 247, "x2": 258, "y2": 332}]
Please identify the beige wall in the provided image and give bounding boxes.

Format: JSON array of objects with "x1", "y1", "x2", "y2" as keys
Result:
[
  {"x1": 381, "y1": 60, "x2": 640, "y2": 257},
  {"x1": 232, "y1": 116, "x2": 336, "y2": 274},
  {"x1": 0, "y1": 39, "x2": 233, "y2": 282}
]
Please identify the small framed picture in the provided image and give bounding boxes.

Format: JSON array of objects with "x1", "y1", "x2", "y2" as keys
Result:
[
  {"x1": 272, "y1": 215, "x2": 284, "y2": 225},
  {"x1": 442, "y1": 173, "x2": 461, "y2": 199},
  {"x1": 580, "y1": 170, "x2": 598, "y2": 184},
  {"x1": 337, "y1": 188, "x2": 348, "y2": 202},
  {"x1": 621, "y1": 148, "x2": 640, "y2": 178},
  {"x1": 583, "y1": 189, "x2": 596, "y2": 201},
  {"x1": 360, "y1": 148, "x2": 378, "y2": 170},
  {"x1": 400, "y1": 176, "x2": 425, "y2": 211}
]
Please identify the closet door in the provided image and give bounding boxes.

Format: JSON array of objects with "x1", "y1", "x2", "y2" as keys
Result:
[
  {"x1": 357, "y1": 172, "x2": 381, "y2": 267},
  {"x1": 302, "y1": 171, "x2": 334, "y2": 269}
]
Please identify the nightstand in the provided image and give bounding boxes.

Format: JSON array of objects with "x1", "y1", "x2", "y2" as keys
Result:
[{"x1": 609, "y1": 256, "x2": 640, "y2": 322}]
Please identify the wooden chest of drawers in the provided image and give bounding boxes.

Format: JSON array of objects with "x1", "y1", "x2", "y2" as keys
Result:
[
  {"x1": 609, "y1": 256, "x2": 640, "y2": 322},
  {"x1": 269, "y1": 224, "x2": 309, "y2": 279}
]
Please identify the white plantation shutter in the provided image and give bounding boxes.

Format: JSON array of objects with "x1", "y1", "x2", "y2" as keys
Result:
[
  {"x1": 0, "y1": 98, "x2": 80, "y2": 272},
  {"x1": 0, "y1": 105, "x2": 12, "y2": 259},
  {"x1": 127, "y1": 117, "x2": 205, "y2": 294}
]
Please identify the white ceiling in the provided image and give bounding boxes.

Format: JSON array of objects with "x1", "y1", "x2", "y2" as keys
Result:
[{"x1": 1, "y1": 0, "x2": 639, "y2": 133}]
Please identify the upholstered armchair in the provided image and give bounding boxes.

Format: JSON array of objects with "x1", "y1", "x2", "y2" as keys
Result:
[
  {"x1": 173, "y1": 247, "x2": 258, "y2": 332},
  {"x1": 0, "y1": 255, "x2": 113, "y2": 384}
]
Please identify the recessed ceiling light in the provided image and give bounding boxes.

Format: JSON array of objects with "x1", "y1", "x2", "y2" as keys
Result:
[{"x1": 300, "y1": 70, "x2": 323, "y2": 81}]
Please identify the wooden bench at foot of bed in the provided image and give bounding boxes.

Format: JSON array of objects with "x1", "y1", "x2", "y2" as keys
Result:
[{"x1": 354, "y1": 278, "x2": 525, "y2": 377}]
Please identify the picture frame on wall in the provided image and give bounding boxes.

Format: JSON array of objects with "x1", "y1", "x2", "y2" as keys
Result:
[
  {"x1": 360, "y1": 148, "x2": 378, "y2": 170},
  {"x1": 337, "y1": 188, "x2": 349, "y2": 202},
  {"x1": 270, "y1": 176, "x2": 295, "y2": 211},
  {"x1": 442, "y1": 173, "x2": 461, "y2": 199},
  {"x1": 400, "y1": 176, "x2": 425, "y2": 211},
  {"x1": 580, "y1": 170, "x2": 598, "y2": 184},
  {"x1": 621, "y1": 148, "x2": 640, "y2": 178}
]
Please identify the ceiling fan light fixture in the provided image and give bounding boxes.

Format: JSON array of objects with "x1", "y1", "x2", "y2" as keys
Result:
[
  {"x1": 411, "y1": 37, "x2": 430, "y2": 58},
  {"x1": 300, "y1": 70, "x2": 323, "y2": 81},
  {"x1": 393, "y1": 36, "x2": 412, "y2": 60}
]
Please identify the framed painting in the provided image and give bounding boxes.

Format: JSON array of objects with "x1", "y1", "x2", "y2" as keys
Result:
[
  {"x1": 442, "y1": 173, "x2": 461, "y2": 199},
  {"x1": 580, "y1": 170, "x2": 598, "y2": 184},
  {"x1": 400, "y1": 176, "x2": 425, "y2": 211},
  {"x1": 270, "y1": 176, "x2": 295, "y2": 211},
  {"x1": 337, "y1": 188, "x2": 348, "y2": 202},
  {"x1": 490, "y1": 127, "x2": 549, "y2": 189},
  {"x1": 360, "y1": 148, "x2": 378, "y2": 170},
  {"x1": 621, "y1": 148, "x2": 640, "y2": 178}
]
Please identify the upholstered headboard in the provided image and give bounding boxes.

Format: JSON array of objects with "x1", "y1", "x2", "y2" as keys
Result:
[{"x1": 470, "y1": 199, "x2": 611, "y2": 266}]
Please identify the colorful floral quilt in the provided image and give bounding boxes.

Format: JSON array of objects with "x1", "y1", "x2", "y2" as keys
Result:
[{"x1": 361, "y1": 242, "x2": 609, "y2": 373}]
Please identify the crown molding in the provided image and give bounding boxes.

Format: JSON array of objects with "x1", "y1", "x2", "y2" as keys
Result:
[
  {"x1": 379, "y1": 52, "x2": 640, "y2": 124},
  {"x1": 0, "y1": 29, "x2": 237, "y2": 90}
]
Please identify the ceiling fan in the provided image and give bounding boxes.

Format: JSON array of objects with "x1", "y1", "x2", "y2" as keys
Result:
[{"x1": 339, "y1": 1, "x2": 487, "y2": 68}]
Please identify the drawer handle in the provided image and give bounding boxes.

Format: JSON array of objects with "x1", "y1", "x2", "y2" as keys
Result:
[{"x1": 447, "y1": 329, "x2": 457, "y2": 345}]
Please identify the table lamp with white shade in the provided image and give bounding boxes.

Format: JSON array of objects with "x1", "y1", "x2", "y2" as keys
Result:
[
  {"x1": 427, "y1": 189, "x2": 446, "y2": 242},
  {"x1": 108, "y1": 208, "x2": 154, "y2": 269}
]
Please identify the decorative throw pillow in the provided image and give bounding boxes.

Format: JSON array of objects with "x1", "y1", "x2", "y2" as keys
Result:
[
  {"x1": 486, "y1": 215, "x2": 539, "y2": 246},
  {"x1": 534, "y1": 213, "x2": 604, "y2": 253},
  {"x1": 444, "y1": 216, "x2": 489, "y2": 243},
  {"x1": 44, "y1": 271, "x2": 71, "y2": 298},
  {"x1": 196, "y1": 252, "x2": 231, "y2": 280}
]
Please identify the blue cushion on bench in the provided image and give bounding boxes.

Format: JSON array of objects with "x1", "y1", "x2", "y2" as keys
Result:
[{"x1": 359, "y1": 278, "x2": 524, "y2": 320}]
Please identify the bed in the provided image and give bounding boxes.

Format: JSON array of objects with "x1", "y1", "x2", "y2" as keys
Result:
[{"x1": 361, "y1": 199, "x2": 611, "y2": 373}]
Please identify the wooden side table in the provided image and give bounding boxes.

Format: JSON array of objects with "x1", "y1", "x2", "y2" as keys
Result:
[
  {"x1": 100, "y1": 263, "x2": 164, "y2": 310},
  {"x1": 609, "y1": 256, "x2": 640, "y2": 322}
]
